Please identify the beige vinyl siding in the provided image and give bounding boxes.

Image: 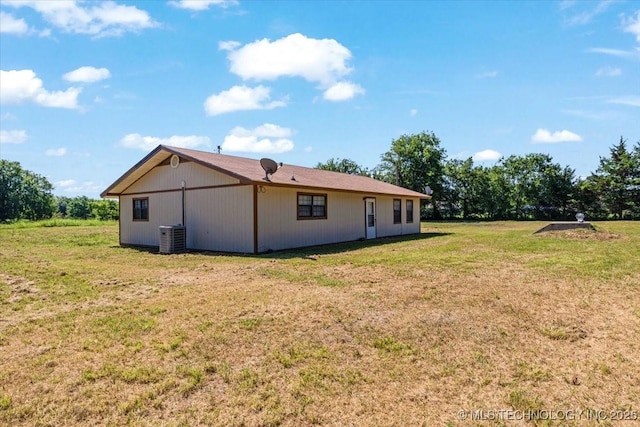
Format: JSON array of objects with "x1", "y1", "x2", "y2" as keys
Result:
[
  {"x1": 376, "y1": 196, "x2": 420, "y2": 237},
  {"x1": 257, "y1": 187, "x2": 364, "y2": 252},
  {"x1": 124, "y1": 161, "x2": 238, "y2": 194},
  {"x1": 120, "y1": 186, "x2": 253, "y2": 252},
  {"x1": 120, "y1": 192, "x2": 182, "y2": 246},
  {"x1": 185, "y1": 185, "x2": 253, "y2": 253},
  {"x1": 118, "y1": 158, "x2": 421, "y2": 252},
  {"x1": 120, "y1": 161, "x2": 252, "y2": 251},
  {"x1": 405, "y1": 198, "x2": 421, "y2": 234}
]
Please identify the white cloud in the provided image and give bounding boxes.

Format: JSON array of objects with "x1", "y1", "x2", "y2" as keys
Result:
[
  {"x1": 225, "y1": 32, "x2": 358, "y2": 84},
  {"x1": 119, "y1": 133, "x2": 211, "y2": 151},
  {"x1": 0, "y1": 129, "x2": 28, "y2": 144},
  {"x1": 623, "y1": 11, "x2": 640, "y2": 43},
  {"x1": 0, "y1": 11, "x2": 29, "y2": 34},
  {"x1": 563, "y1": 0, "x2": 613, "y2": 26},
  {"x1": 607, "y1": 95, "x2": 640, "y2": 107},
  {"x1": 594, "y1": 66, "x2": 621, "y2": 77},
  {"x1": 475, "y1": 70, "x2": 499, "y2": 79},
  {"x1": 586, "y1": 10, "x2": 640, "y2": 61},
  {"x1": 224, "y1": 33, "x2": 352, "y2": 84},
  {"x1": 204, "y1": 85, "x2": 287, "y2": 116},
  {"x1": 63, "y1": 66, "x2": 111, "y2": 83},
  {"x1": 169, "y1": 0, "x2": 237, "y2": 10},
  {"x1": 252, "y1": 123, "x2": 293, "y2": 138},
  {"x1": 3, "y1": 0, "x2": 158, "y2": 38},
  {"x1": 46, "y1": 147, "x2": 67, "y2": 157},
  {"x1": 0, "y1": 69, "x2": 81, "y2": 109},
  {"x1": 410, "y1": 109, "x2": 417, "y2": 117},
  {"x1": 56, "y1": 179, "x2": 77, "y2": 188},
  {"x1": 222, "y1": 124, "x2": 294, "y2": 154},
  {"x1": 531, "y1": 128, "x2": 582, "y2": 143},
  {"x1": 220, "y1": 33, "x2": 364, "y2": 101},
  {"x1": 55, "y1": 179, "x2": 102, "y2": 194},
  {"x1": 558, "y1": 1, "x2": 577, "y2": 11},
  {"x1": 304, "y1": 146, "x2": 313, "y2": 152},
  {"x1": 322, "y1": 81, "x2": 365, "y2": 101},
  {"x1": 219, "y1": 40, "x2": 241, "y2": 51},
  {"x1": 472, "y1": 149, "x2": 502, "y2": 162},
  {"x1": 587, "y1": 47, "x2": 640, "y2": 60}
]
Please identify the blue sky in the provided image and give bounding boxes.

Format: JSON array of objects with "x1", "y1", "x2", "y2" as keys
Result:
[{"x1": 1, "y1": 0, "x2": 638, "y2": 198}]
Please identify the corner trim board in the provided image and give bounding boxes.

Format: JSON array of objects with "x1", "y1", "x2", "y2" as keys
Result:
[{"x1": 253, "y1": 184, "x2": 259, "y2": 254}]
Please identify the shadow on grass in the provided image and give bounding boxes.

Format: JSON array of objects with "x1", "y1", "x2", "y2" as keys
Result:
[
  {"x1": 114, "y1": 232, "x2": 452, "y2": 259},
  {"x1": 256, "y1": 232, "x2": 452, "y2": 259}
]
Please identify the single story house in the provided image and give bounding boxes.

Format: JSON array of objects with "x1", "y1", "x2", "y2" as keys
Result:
[{"x1": 101, "y1": 145, "x2": 430, "y2": 253}]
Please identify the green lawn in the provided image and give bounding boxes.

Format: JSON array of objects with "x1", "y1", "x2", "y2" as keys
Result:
[{"x1": 1, "y1": 221, "x2": 638, "y2": 426}]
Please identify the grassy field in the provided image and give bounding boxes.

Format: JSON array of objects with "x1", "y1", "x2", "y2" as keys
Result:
[{"x1": 0, "y1": 221, "x2": 639, "y2": 426}]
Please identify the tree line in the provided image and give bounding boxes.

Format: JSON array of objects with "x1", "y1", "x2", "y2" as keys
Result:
[
  {"x1": 2, "y1": 132, "x2": 638, "y2": 222},
  {"x1": 316, "y1": 132, "x2": 640, "y2": 220},
  {"x1": 0, "y1": 160, "x2": 118, "y2": 222}
]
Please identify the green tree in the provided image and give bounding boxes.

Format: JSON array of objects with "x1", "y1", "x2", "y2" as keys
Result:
[
  {"x1": 0, "y1": 160, "x2": 22, "y2": 221},
  {"x1": 0, "y1": 160, "x2": 55, "y2": 222},
  {"x1": 575, "y1": 177, "x2": 606, "y2": 219},
  {"x1": 499, "y1": 153, "x2": 575, "y2": 220},
  {"x1": 67, "y1": 196, "x2": 92, "y2": 219},
  {"x1": 631, "y1": 142, "x2": 640, "y2": 217},
  {"x1": 486, "y1": 154, "x2": 577, "y2": 220},
  {"x1": 315, "y1": 158, "x2": 370, "y2": 176},
  {"x1": 377, "y1": 131, "x2": 446, "y2": 218},
  {"x1": 90, "y1": 199, "x2": 119, "y2": 220},
  {"x1": 56, "y1": 196, "x2": 71, "y2": 217},
  {"x1": 501, "y1": 154, "x2": 536, "y2": 219},
  {"x1": 540, "y1": 163, "x2": 576, "y2": 219},
  {"x1": 443, "y1": 158, "x2": 490, "y2": 219},
  {"x1": 591, "y1": 137, "x2": 639, "y2": 219},
  {"x1": 485, "y1": 165, "x2": 511, "y2": 220}
]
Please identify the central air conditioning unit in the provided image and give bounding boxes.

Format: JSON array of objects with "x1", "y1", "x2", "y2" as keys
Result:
[{"x1": 159, "y1": 225, "x2": 186, "y2": 254}]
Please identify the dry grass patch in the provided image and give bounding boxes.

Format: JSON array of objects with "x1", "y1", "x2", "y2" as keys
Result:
[
  {"x1": 0, "y1": 221, "x2": 639, "y2": 425},
  {"x1": 535, "y1": 227, "x2": 621, "y2": 241}
]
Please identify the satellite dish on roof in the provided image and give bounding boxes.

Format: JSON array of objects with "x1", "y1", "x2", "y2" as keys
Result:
[{"x1": 260, "y1": 158, "x2": 279, "y2": 181}]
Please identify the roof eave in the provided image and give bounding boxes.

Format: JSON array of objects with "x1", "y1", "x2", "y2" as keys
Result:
[
  {"x1": 100, "y1": 145, "x2": 166, "y2": 198},
  {"x1": 101, "y1": 145, "x2": 431, "y2": 200},
  {"x1": 100, "y1": 145, "x2": 255, "y2": 198},
  {"x1": 248, "y1": 179, "x2": 431, "y2": 199},
  {"x1": 161, "y1": 146, "x2": 253, "y2": 184}
]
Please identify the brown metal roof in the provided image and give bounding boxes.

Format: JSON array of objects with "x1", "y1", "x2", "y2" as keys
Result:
[{"x1": 101, "y1": 145, "x2": 430, "y2": 199}]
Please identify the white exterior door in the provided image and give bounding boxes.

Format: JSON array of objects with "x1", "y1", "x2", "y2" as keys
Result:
[{"x1": 365, "y1": 198, "x2": 376, "y2": 239}]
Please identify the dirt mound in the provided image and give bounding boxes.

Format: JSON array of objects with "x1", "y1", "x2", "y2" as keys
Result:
[{"x1": 535, "y1": 228, "x2": 620, "y2": 241}]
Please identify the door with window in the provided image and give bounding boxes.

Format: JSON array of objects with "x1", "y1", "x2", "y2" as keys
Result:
[{"x1": 365, "y1": 198, "x2": 376, "y2": 239}]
